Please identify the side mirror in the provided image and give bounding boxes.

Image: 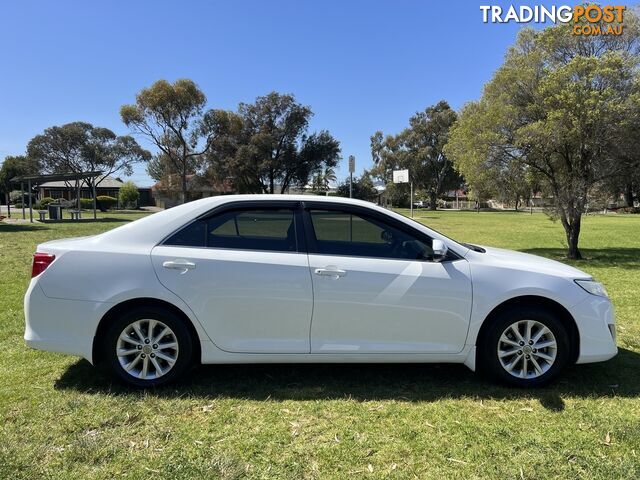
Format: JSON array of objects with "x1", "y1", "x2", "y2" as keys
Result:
[{"x1": 432, "y1": 239, "x2": 448, "y2": 261}]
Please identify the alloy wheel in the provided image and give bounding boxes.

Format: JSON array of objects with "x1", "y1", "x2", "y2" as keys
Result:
[
  {"x1": 497, "y1": 319, "x2": 558, "y2": 379},
  {"x1": 116, "y1": 319, "x2": 179, "y2": 380}
]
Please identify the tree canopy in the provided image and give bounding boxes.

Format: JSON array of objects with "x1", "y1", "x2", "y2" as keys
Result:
[
  {"x1": 336, "y1": 171, "x2": 378, "y2": 202},
  {"x1": 121, "y1": 79, "x2": 214, "y2": 203},
  {"x1": 445, "y1": 12, "x2": 640, "y2": 259},
  {"x1": 206, "y1": 92, "x2": 341, "y2": 194},
  {"x1": 26, "y1": 122, "x2": 150, "y2": 190},
  {"x1": 371, "y1": 101, "x2": 461, "y2": 210},
  {"x1": 0, "y1": 155, "x2": 40, "y2": 204}
]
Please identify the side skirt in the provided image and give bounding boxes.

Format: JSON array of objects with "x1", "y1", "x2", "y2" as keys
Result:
[{"x1": 199, "y1": 340, "x2": 474, "y2": 366}]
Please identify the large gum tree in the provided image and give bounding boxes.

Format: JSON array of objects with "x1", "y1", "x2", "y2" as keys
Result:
[
  {"x1": 121, "y1": 79, "x2": 215, "y2": 204},
  {"x1": 445, "y1": 12, "x2": 640, "y2": 259}
]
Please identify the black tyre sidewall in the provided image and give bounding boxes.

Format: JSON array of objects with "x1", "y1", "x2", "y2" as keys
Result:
[
  {"x1": 480, "y1": 307, "x2": 570, "y2": 387},
  {"x1": 103, "y1": 306, "x2": 194, "y2": 388}
]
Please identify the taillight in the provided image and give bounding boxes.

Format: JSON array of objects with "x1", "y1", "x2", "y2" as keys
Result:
[{"x1": 32, "y1": 253, "x2": 55, "y2": 278}]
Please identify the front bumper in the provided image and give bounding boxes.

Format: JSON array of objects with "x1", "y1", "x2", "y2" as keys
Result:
[{"x1": 572, "y1": 294, "x2": 617, "y2": 364}]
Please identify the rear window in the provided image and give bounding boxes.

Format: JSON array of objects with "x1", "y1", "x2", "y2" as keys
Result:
[{"x1": 164, "y1": 208, "x2": 297, "y2": 252}]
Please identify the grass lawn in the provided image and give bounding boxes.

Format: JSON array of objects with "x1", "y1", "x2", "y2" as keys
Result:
[{"x1": 1, "y1": 209, "x2": 639, "y2": 479}]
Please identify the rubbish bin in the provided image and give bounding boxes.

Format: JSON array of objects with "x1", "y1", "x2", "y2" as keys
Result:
[{"x1": 48, "y1": 204, "x2": 62, "y2": 220}]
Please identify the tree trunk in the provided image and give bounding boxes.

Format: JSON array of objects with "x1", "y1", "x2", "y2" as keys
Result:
[
  {"x1": 429, "y1": 191, "x2": 437, "y2": 211},
  {"x1": 515, "y1": 194, "x2": 520, "y2": 211},
  {"x1": 562, "y1": 213, "x2": 582, "y2": 260},
  {"x1": 624, "y1": 183, "x2": 634, "y2": 207},
  {"x1": 181, "y1": 173, "x2": 187, "y2": 204}
]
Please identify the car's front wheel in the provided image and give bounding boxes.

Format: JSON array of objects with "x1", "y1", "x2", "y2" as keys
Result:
[
  {"x1": 103, "y1": 306, "x2": 194, "y2": 387},
  {"x1": 480, "y1": 306, "x2": 571, "y2": 387}
]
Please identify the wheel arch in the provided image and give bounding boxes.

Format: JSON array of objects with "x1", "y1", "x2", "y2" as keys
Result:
[
  {"x1": 92, "y1": 297, "x2": 202, "y2": 365},
  {"x1": 474, "y1": 295, "x2": 580, "y2": 365}
]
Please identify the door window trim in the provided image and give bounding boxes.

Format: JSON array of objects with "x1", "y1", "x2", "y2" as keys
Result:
[{"x1": 158, "y1": 199, "x2": 462, "y2": 261}]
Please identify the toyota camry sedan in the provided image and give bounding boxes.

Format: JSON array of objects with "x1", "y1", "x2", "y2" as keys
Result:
[{"x1": 24, "y1": 195, "x2": 617, "y2": 388}]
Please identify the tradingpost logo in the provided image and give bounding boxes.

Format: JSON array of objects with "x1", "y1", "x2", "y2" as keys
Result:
[{"x1": 480, "y1": 4, "x2": 626, "y2": 35}]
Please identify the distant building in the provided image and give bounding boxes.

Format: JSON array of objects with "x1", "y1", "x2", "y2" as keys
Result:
[
  {"x1": 151, "y1": 175, "x2": 234, "y2": 209},
  {"x1": 38, "y1": 176, "x2": 154, "y2": 206}
]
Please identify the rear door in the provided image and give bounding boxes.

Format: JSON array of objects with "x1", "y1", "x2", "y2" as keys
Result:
[
  {"x1": 303, "y1": 203, "x2": 472, "y2": 354},
  {"x1": 151, "y1": 201, "x2": 313, "y2": 353}
]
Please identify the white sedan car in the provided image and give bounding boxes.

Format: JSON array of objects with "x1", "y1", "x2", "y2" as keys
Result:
[{"x1": 24, "y1": 195, "x2": 617, "y2": 388}]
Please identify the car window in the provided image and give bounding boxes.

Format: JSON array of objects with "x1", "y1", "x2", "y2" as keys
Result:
[
  {"x1": 308, "y1": 209, "x2": 434, "y2": 260},
  {"x1": 164, "y1": 208, "x2": 298, "y2": 252},
  {"x1": 208, "y1": 209, "x2": 297, "y2": 251},
  {"x1": 164, "y1": 219, "x2": 207, "y2": 247}
]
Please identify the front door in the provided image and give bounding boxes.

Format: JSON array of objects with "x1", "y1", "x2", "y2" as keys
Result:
[
  {"x1": 152, "y1": 204, "x2": 313, "y2": 353},
  {"x1": 304, "y1": 206, "x2": 472, "y2": 354}
]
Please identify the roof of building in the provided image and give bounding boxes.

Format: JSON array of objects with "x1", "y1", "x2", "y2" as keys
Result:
[
  {"x1": 39, "y1": 175, "x2": 125, "y2": 188},
  {"x1": 11, "y1": 171, "x2": 103, "y2": 184}
]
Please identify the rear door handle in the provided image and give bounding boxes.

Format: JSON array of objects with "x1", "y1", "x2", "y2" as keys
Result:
[
  {"x1": 314, "y1": 267, "x2": 347, "y2": 278},
  {"x1": 162, "y1": 260, "x2": 196, "y2": 274}
]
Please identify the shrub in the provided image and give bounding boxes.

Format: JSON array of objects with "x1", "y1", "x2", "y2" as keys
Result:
[
  {"x1": 96, "y1": 195, "x2": 117, "y2": 212},
  {"x1": 617, "y1": 206, "x2": 640, "y2": 214},
  {"x1": 14, "y1": 202, "x2": 23, "y2": 209},
  {"x1": 118, "y1": 181, "x2": 140, "y2": 209},
  {"x1": 79, "y1": 198, "x2": 94, "y2": 209},
  {"x1": 39, "y1": 197, "x2": 55, "y2": 207},
  {"x1": 9, "y1": 190, "x2": 22, "y2": 204}
]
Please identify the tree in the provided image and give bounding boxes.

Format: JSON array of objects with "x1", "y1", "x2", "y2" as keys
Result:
[
  {"x1": 310, "y1": 166, "x2": 338, "y2": 194},
  {"x1": 336, "y1": 171, "x2": 378, "y2": 202},
  {"x1": 118, "y1": 181, "x2": 140, "y2": 208},
  {"x1": 371, "y1": 101, "x2": 461, "y2": 210},
  {"x1": 26, "y1": 122, "x2": 150, "y2": 197},
  {"x1": 445, "y1": 13, "x2": 640, "y2": 259},
  {"x1": 207, "y1": 92, "x2": 341, "y2": 194},
  {"x1": 121, "y1": 79, "x2": 216, "y2": 203},
  {"x1": 0, "y1": 155, "x2": 40, "y2": 213}
]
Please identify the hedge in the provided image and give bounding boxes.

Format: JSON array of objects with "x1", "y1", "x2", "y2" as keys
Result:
[{"x1": 96, "y1": 195, "x2": 117, "y2": 212}]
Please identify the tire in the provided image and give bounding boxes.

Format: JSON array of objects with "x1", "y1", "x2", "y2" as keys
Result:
[
  {"x1": 103, "y1": 306, "x2": 194, "y2": 388},
  {"x1": 479, "y1": 306, "x2": 570, "y2": 387}
]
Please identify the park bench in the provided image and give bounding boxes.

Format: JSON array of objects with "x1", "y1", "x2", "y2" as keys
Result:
[
  {"x1": 69, "y1": 210, "x2": 81, "y2": 220},
  {"x1": 38, "y1": 210, "x2": 47, "y2": 221}
]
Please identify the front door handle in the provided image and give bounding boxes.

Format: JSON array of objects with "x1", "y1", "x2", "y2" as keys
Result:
[
  {"x1": 314, "y1": 267, "x2": 347, "y2": 278},
  {"x1": 162, "y1": 260, "x2": 196, "y2": 274}
]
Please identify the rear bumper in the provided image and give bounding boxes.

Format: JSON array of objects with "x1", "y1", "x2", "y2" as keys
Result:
[
  {"x1": 24, "y1": 280, "x2": 106, "y2": 363},
  {"x1": 573, "y1": 295, "x2": 617, "y2": 364}
]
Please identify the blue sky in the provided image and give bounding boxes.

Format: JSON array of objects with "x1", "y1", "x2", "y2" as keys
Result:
[{"x1": 0, "y1": 0, "x2": 627, "y2": 186}]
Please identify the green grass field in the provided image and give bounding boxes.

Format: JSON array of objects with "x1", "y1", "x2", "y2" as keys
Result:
[{"x1": 1, "y1": 210, "x2": 639, "y2": 479}]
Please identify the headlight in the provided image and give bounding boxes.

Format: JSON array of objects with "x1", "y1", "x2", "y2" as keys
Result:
[{"x1": 575, "y1": 279, "x2": 608, "y2": 298}]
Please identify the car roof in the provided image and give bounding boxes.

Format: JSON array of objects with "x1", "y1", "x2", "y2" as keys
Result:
[{"x1": 97, "y1": 194, "x2": 468, "y2": 256}]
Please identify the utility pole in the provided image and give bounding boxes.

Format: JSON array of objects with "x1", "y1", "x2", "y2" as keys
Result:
[{"x1": 348, "y1": 155, "x2": 355, "y2": 198}]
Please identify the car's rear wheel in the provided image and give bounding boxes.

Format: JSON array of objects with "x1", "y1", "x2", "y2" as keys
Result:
[
  {"x1": 480, "y1": 306, "x2": 570, "y2": 387},
  {"x1": 103, "y1": 306, "x2": 193, "y2": 387}
]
